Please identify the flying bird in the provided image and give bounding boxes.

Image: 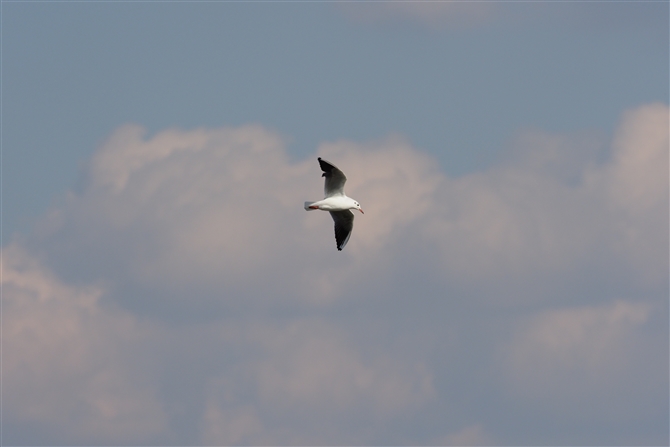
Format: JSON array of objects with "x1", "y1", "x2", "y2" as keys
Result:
[{"x1": 304, "y1": 157, "x2": 364, "y2": 251}]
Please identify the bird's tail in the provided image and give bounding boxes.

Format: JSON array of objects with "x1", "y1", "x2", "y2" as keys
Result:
[{"x1": 304, "y1": 201, "x2": 317, "y2": 211}]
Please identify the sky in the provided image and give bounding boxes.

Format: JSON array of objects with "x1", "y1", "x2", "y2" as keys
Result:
[{"x1": 1, "y1": 1, "x2": 668, "y2": 445}]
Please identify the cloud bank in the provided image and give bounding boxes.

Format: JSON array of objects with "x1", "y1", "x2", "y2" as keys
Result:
[{"x1": 4, "y1": 103, "x2": 668, "y2": 444}]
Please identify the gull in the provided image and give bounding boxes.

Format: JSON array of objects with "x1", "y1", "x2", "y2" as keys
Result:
[{"x1": 304, "y1": 157, "x2": 364, "y2": 251}]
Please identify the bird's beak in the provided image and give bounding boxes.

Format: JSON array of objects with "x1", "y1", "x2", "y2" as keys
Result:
[{"x1": 359, "y1": 208, "x2": 364, "y2": 214}]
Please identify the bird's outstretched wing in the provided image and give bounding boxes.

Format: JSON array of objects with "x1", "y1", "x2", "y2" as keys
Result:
[
  {"x1": 330, "y1": 210, "x2": 354, "y2": 251},
  {"x1": 318, "y1": 157, "x2": 347, "y2": 198}
]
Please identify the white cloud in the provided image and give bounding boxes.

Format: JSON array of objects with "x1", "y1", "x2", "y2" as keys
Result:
[
  {"x1": 200, "y1": 320, "x2": 434, "y2": 445},
  {"x1": 32, "y1": 126, "x2": 444, "y2": 311},
  {"x1": 35, "y1": 104, "x2": 668, "y2": 301},
  {"x1": 7, "y1": 102, "x2": 668, "y2": 444},
  {"x1": 419, "y1": 103, "x2": 668, "y2": 303},
  {"x1": 34, "y1": 104, "x2": 667, "y2": 310},
  {"x1": 588, "y1": 102, "x2": 669, "y2": 284},
  {"x1": 501, "y1": 300, "x2": 652, "y2": 393},
  {"x1": 254, "y1": 320, "x2": 434, "y2": 415},
  {"x1": 497, "y1": 298, "x2": 667, "y2": 434},
  {"x1": 3, "y1": 243, "x2": 436, "y2": 444},
  {"x1": 2, "y1": 244, "x2": 170, "y2": 444},
  {"x1": 34, "y1": 124, "x2": 317, "y2": 309}
]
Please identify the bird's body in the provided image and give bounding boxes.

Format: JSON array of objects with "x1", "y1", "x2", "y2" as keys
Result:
[
  {"x1": 304, "y1": 195, "x2": 359, "y2": 212},
  {"x1": 304, "y1": 157, "x2": 363, "y2": 251}
]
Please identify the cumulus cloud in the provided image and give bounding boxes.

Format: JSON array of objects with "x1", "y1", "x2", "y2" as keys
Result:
[
  {"x1": 200, "y1": 320, "x2": 434, "y2": 444},
  {"x1": 32, "y1": 126, "x2": 444, "y2": 313},
  {"x1": 1, "y1": 244, "x2": 170, "y2": 445},
  {"x1": 35, "y1": 104, "x2": 668, "y2": 309},
  {"x1": 497, "y1": 299, "x2": 668, "y2": 445},
  {"x1": 6, "y1": 103, "x2": 668, "y2": 444},
  {"x1": 3, "y1": 243, "x2": 434, "y2": 444},
  {"x1": 419, "y1": 103, "x2": 668, "y2": 305},
  {"x1": 501, "y1": 300, "x2": 653, "y2": 396},
  {"x1": 590, "y1": 103, "x2": 669, "y2": 284}
]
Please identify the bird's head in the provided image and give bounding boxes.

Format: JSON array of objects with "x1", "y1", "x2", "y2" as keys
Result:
[{"x1": 353, "y1": 201, "x2": 364, "y2": 214}]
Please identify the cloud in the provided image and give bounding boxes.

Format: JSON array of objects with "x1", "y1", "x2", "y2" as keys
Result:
[
  {"x1": 591, "y1": 103, "x2": 669, "y2": 285},
  {"x1": 200, "y1": 320, "x2": 434, "y2": 444},
  {"x1": 498, "y1": 299, "x2": 668, "y2": 444},
  {"x1": 34, "y1": 104, "x2": 668, "y2": 309},
  {"x1": 501, "y1": 300, "x2": 653, "y2": 396},
  {"x1": 1, "y1": 244, "x2": 170, "y2": 445},
  {"x1": 31, "y1": 126, "x2": 444, "y2": 313},
  {"x1": 417, "y1": 103, "x2": 668, "y2": 305},
  {"x1": 254, "y1": 321, "x2": 433, "y2": 415},
  {"x1": 6, "y1": 103, "x2": 668, "y2": 444},
  {"x1": 435, "y1": 423, "x2": 495, "y2": 446},
  {"x1": 3, "y1": 242, "x2": 435, "y2": 444}
]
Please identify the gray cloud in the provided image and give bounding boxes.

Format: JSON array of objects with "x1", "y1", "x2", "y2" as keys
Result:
[{"x1": 5, "y1": 103, "x2": 668, "y2": 444}]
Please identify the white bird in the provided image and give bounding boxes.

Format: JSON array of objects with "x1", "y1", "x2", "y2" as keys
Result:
[{"x1": 304, "y1": 157, "x2": 364, "y2": 251}]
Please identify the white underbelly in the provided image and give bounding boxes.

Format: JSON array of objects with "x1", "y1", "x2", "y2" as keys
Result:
[{"x1": 313, "y1": 196, "x2": 350, "y2": 211}]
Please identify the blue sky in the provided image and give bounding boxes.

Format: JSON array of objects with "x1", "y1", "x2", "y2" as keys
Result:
[
  {"x1": 4, "y1": 1, "x2": 667, "y2": 236},
  {"x1": 2, "y1": 2, "x2": 668, "y2": 445}
]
